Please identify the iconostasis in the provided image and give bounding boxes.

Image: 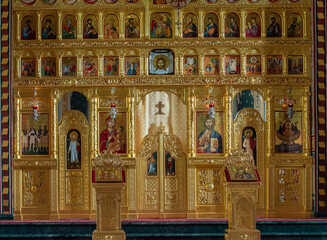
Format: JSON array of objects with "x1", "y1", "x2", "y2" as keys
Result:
[{"x1": 12, "y1": 0, "x2": 312, "y2": 220}]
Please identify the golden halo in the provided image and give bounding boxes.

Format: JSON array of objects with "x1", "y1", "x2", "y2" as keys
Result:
[
  {"x1": 185, "y1": 15, "x2": 197, "y2": 24},
  {"x1": 244, "y1": 129, "x2": 253, "y2": 137},
  {"x1": 285, "y1": 121, "x2": 292, "y2": 128},
  {"x1": 63, "y1": 15, "x2": 76, "y2": 24},
  {"x1": 22, "y1": 16, "x2": 35, "y2": 28},
  {"x1": 69, "y1": 131, "x2": 78, "y2": 140},
  {"x1": 125, "y1": 15, "x2": 138, "y2": 25},
  {"x1": 153, "y1": 54, "x2": 170, "y2": 70}
]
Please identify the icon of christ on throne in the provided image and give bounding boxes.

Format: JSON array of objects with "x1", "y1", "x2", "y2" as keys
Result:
[{"x1": 197, "y1": 117, "x2": 223, "y2": 153}]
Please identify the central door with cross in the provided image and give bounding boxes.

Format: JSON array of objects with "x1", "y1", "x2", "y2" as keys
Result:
[{"x1": 137, "y1": 123, "x2": 187, "y2": 218}]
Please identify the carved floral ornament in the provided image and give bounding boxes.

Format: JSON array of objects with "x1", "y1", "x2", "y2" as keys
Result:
[
  {"x1": 92, "y1": 149, "x2": 124, "y2": 167},
  {"x1": 226, "y1": 149, "x2": 255, "y2": 166}
]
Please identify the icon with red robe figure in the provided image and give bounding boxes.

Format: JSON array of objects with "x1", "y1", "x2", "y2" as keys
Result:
[
  {"x1": 242, "y1": 127, "x2": 257, "y2": 165},
  {"x1": 99, "y1": 116, "x2": 126, "y2": 154},
  {"x1": 165, "y1": 151, "x2": 176, "y2": 176}
]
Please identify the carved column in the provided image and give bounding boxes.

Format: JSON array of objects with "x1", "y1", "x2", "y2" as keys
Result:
[
  {"x1": 128, "y1": 88, "x2": 136, "y2": 158},
  {"x1": 50, "y1": 90, "x2": 59, "y2": 159},
  {"x1": 37, "y1": 13, "x2": 41, "y2": 41},
  {"x1": 225, "y1": 87, "x2": 232, "y2": 153},
  {"x1": 98, "y1": 12, "x2": 104, "y2": 40},
  {"x1": 266, "y1": 88, "x2": 273, "y2": 156},
  {"x1": 220, "y1": 10, "x2": 225, "y2": 38},
  {"x1": 199, "y1": 10, "x2": 204, "y2": 39},
  {"x1": 282, "y1": 11, "x2": 286, "y2": 39},
  {"x1": 261, "y1": 10, "x2": 266, "y2": 38},
  {"x1": 14, "y1": 90, "x2": 21, "y2": 159},
  {"x1": 144, "y1": 0, "x2": 150, "y2": 40},
  {"x1": 90, "y1": 89, "x2": 99, "y2": 158},
  {"x1": 58, "y1": 12, "x2": 62, "y2": 41},
  {"x1": 17, "y1": 13, "x2": 21, "y2": 41},
  {"x1": 140, "y1": 12, "x2": 144, "y2": 39},
  {"x1": 119, "y1": 12, "x2": 124, "y2": 39},
  {"x1": 77, "y1": 13, "x2": 83, "y2": 40},
  {"x1": 241, "y1": 10, "x2": 245, "y2": 39},
  {"x1": 187, "y1": 87, "x2": 195, "y2": 157},
  {"x1": 303, "y1": 87, "x2": 311, "y2": 156}
]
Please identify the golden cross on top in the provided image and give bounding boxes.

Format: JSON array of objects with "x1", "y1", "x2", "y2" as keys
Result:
[
  {"x1": 158, "y1": 122, "x2": 165, "y2": 133},
  {"x1": 155, "y1": 101, "x2": 165, "y2": 115}
]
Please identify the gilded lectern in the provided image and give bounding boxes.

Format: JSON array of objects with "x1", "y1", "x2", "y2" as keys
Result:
[
  {"x1": 92, "y1": 150, "x2": 126, "y2": 240},
  {"x1": 224, "y1": 150, "x2": 261, "y2": 240}
]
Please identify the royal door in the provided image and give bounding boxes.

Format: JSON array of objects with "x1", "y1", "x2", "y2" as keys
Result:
[{"x1": 137, "y1": 124, "x2": 187, "y2": 218}]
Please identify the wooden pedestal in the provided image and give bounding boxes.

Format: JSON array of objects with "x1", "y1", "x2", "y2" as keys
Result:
[
  {"x1": 225, "y1": 182, "x2": 261, "y2": 240},
  {"x1": 92, "y1": 183, "x2": 126, "y2": 240}
]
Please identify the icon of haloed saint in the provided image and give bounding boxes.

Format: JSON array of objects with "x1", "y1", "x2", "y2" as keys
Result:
[
  {"x1": 242, "y1": 128, "x2": 257, "y2": 164},
  {"x1": 153, "y1": 55, "x2": 170, "y2": 74},
  {"x1": 83, "y1": 18, "x2": 98, "y2": 39},
  {"x1": 197, "y1": 117, "x2": 222, "y2": 153},
  {"x1": 99, "y1": 117, "x2": 126, "y2": 154},
  {"x1": 21, "y1": 18, "x2": 36, "y2": 40},
  {"x1": 234, "y1": 168, "x2": 252, "y2": 180},
  {"x1": 67, "y1": 130, "x2": 81, "y2": 169}
]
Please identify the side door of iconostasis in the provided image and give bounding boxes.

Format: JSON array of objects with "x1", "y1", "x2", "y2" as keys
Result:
[
  {"x1": 188, "y1": 87, "x2": 226, "y2": 218},
  {"x1": 231, "y1": 88, "x2": 266, "y2": 214},
  {"x1": 137, "y1": 130, "x2": 187, "y2": 218},
  {"x1": 58, "y1": 92, "x2": 91, "y2": 218},
  {"x1": 13, "y1": 90, "x2": 54, "y2": 220}
]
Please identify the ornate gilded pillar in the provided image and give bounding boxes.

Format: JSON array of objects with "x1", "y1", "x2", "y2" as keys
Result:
[
  {"x1": 50, "y1": 89, "x2": 59, "y2": 159},
  {"x1": 98, "y1": 51, "x2": 104, "y2": 78},
  {"x1": 119, "y1": 49, "x2": 124, "y2": 77},
  {"x1": 282, "y1": 11, "x2": 286, "y2": 39},
  {"x1": 140, "y1": 12, "x2": 144, "y2": 39},
  {"x1": 37, "y1": 12, "x2": 41, "y2": 41},
  {"x1": 90, "y1": 89, "x2": 99, "y2": 158},
  {"x1": 303, "y1": 87, "x2": 311, "y2": 156},
  {"x1": 220, "y1": 10, "x2": 225, "y2": 38},
  {"x1": 36, "y1": 52, "x2": 42, "y2": 78},
  {"x1": 187, "y1": 87, "x2": 195, "y2": 157},
  {"x1": 15, "y1": 53, "x2": 20, "y2": 78},
  {"x1": 17, "y1": 13, "x2": 21, "y2": 41},
  {"x1": 14, "y1": 91, "x2": 21, "y2": 159},
  {"x1": 225, "y1": 87, "x2": 232, "y2": 153},
  {"x1": 241, "y1": 10, "x2": 245, "y2": 39},
  {"x1": 128, "y1": 88, "x2": 136, "y2": 158},
  {"x1": 119, "y1": 12, "x2": 124, "y2": 39},
  {"x1": 199, "y1": 10, "x2": 204, "y2": 39},
  {"x1": 77, "y1": 50, "x2": 83, "y2": 78},
  {"x1": 199, "y1": 49, "x2": 204, "y2": 76},
  {"x1": 145, "y1": 0, "x2": 150, "y2": 39},
  {"x1": 98, "y1": 12, "x2": 104, "y2": 40},
  {"x1": 262, "y1": 55, "x2": 267, "y2": 76},
  {"x1": 77, "y1": 13, "x2": 83, "y2": 40},
  {"x1": 266, "y1": 88, "x2": 273, "y2": 156},
  {"x1": 261, "y1": 10, "x2": 266, "y2": 38},
  {"x1": 140, "y1": 50, "x2": 146, "y2": 76},
  {"x1": 58, "y1": 12, "x2": 62, "y2": 41},
  {"x1": 303, "y1": 10, "x2": 308, "y2": 39}
]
